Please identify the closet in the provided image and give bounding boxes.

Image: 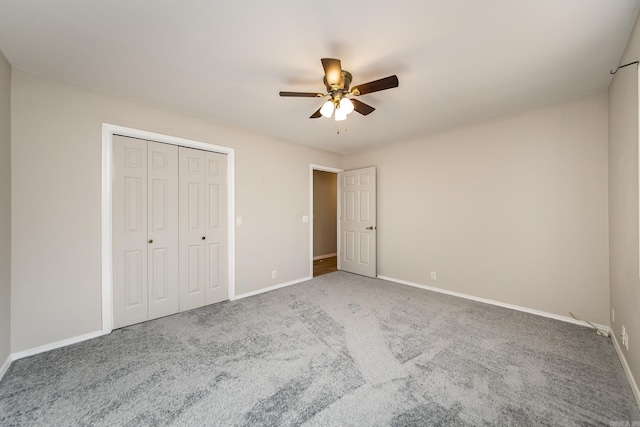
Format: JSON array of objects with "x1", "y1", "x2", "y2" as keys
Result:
[{"x1": 112, "y1": 135, "x2": 228, "y2": 329}]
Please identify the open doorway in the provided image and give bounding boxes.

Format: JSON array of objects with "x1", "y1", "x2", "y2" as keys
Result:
[{"x1": 311, "y1": 167, "x2": 340, "y2": 277}]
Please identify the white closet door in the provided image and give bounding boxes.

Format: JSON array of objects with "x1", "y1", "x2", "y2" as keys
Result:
[
  {"x1": 179, "y1": 147, "x2": 207, "y2": 311},
  {"x1": 205, "y1": 151, "x2": 228, "y2": 304},
  {"x1": 114, "y1": 139, "x2": 229, "y2": 327},
  {"x1": 113, "y1": 135, "x2": 149, "y2": 328},
  {"x1": 147, "y1": 141, "x2": 179, "y2": 320}
]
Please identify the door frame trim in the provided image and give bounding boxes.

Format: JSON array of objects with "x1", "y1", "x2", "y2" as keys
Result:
[
  {"x1": 310, "y1": 164, "x2": 343, "y2": 276},
  {"x1": 102, "y1": 123, "x2": 236, "y2": 334}
]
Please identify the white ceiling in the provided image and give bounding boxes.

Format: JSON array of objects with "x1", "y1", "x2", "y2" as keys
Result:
[{"x1": 0, "y1": 1, "x2": 638, "y2": 154}]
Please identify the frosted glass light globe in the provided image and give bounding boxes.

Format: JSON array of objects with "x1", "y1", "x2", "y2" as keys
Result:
[
  {"x1": 320, "y1": 100, "x2": 334, "y2": 118},
  {"x1": 339, "y1": 98, "x2": 354, "y2": 115}
]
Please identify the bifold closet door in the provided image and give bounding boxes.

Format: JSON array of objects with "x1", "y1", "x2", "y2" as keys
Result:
[
  {"x1": 204, "y1": 150, "x2": 228, "y2": 304},
  {"x1": 147, "y1": 141, "x2": 179, "y2": 320},
  {"x1": 113, "y1": 136, "x2": 179, "y2": 329},
  {"x1": 179, "y1": 147, "x2": 207, "y2": 311},
  {"x1": 113, "y1": 136, "x2": 149, "y2": 328},
  {"x1": 114, "y1": 138, "x2": 228, "y2": 328},
  {"x1": 178, "y1": 147, "x2": 228, "y2": 311}
]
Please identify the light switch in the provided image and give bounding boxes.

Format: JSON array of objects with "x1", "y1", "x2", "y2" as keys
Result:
[
  {"x1": 236, "y1": 217, "x2": 242, "y2": 225},
  {"x1": 302, "y1": 215, "x2": 309, "y2": 223}
]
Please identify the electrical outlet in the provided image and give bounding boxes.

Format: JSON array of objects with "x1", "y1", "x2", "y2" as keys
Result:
[
  {"x1": 622, "y1": 326, "x2": 629, "y2": 351},
  {"x1": 611, "y1": 307, "x2": 615, "y2": 323},
  {"x1": 272, "y1": 270, "x2": 277, "y2": 279},
  {"x1": 621, "y1": 325, "x2": 629, "y2": 350},
  {"x1": 625, "y1": 332, "x2": 629, "y2": 351},
  {"x1": 430, "y1": 272, "x2": 436, "y2": 280}
]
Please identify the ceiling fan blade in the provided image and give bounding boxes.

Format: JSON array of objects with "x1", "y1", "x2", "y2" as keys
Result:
[
  {"x1": 279, "y1": 91, "x2": 323, "y2": 97},
  {"x1": 351, "y1": 99, "x2": 376, "y2": 116},
  {"x1": 352, "y1": 75, "x2": 399, "y2": 95},
  {"x1": 321, "y1": 58, "x2": 343, "y2": 88},
  {"x1": 310, "y1": 108, "x2": 322, "y2": 119}
]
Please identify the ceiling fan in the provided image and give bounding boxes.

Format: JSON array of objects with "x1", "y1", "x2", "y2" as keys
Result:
[{"x1": 279, "y1": 58, "x2": 399, "y2": 121}]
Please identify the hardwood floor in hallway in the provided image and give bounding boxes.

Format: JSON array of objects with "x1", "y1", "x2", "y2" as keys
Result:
[{"x1": 313, "y1": 256, "x2": 337, "y2": 277}]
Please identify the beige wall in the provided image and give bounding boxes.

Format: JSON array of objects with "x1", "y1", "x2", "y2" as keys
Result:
[
  {"x1": 313, "y1": 170, "x2": 337, "y2": 257},
  {"x1": 345, "y1": 93, "x2": 610, "y2": 324},
  {"x1": 3, "y1": 53, "x2": 631, "y2": 388},
  {"x1": 10, "y1": 70, "x2": 342, "y2": 353},
  {"x1": 609, "y1": 13, "x2": 640, "y2": 393},
  {"x1": 0, "y1": 50, "x2": 11, "y2": 365}
]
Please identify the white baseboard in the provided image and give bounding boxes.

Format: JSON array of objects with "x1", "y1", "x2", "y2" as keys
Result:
[
  {"x1": 313, "y1": 253, "x2": 337, "y2": 261},
  {"x1": 11, "y1": 330, "x2": 105, "y2": 362},
  {"x1": 4, "y1": 276, "x2": 314, "y2": 369},
  {"x1": 377, "y1": 275, "x2": 611, "y2": 334},
  {"x1": 611, "y1": 331, "x2": 640, "y2": 408},
  {"x1": 232, "y1": 276, "x2": 312, "y2": 301},
  {"x1": 0, "y1": 353, "x2": 11, "y2": 382}
]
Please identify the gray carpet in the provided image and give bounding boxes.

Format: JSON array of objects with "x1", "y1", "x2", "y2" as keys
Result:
[{"x1": 1, "y1": 272, "x2": 638, "y2": 426}]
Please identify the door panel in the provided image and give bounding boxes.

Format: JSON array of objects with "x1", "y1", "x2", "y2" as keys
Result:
[
  {"x1": 113, "y1": 135, "x2": 148, "y2": 328},
  {"x1": 151, "y1": 248, "x2": 169, "y2": 300},
  {"x1": 124, "y1": 177, "x2": 143, "y2": 232},
  {"x1": 344, "y1": 231, "x2": 355, "y2": 262},
  {"x1": 151, "y1": 179, "x2": 168, "y2": 231},
  {"x1": 208, "y1": 243, "x2": 221, "y2": 289},
  {"x1": 208, "y1": 185, "x2": 220, "y2": 228},
  {"x1": 147, "y1": 141, "x2": 179, "y2": 320},
  {"x1": 205, "y1": 151, "x2": 228, "y2": 304},
  {"x1": 339, "y1": 167, "x2": 377, "y2": 278},
  {"x1": 179, "y1": 147, "x2": 207, "y2": 311},
  {"x1": 345, "y1": 190, "x2": 355, "y2": 221},
  {"x1": 359, "y1": 190, "x2": 371, "y2": 221},
  {"x1": 187, "y1": 183, "x2": 201, "y2": 229},
  {"x1": 124, "y1": 250, "x2": 144, "y2": 307},
  {"x1": 359, "y1": 233, "x2": 370, "y2": 264},
  {"x1": 188, "y1": 244, "x2": 204, "y2": 293}
]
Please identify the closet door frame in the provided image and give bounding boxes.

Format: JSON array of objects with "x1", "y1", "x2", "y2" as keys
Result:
[{"x1": 101, "y1": 123, "x2": 235, "y2": 334}]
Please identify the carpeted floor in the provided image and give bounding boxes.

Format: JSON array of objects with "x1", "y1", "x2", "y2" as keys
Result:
[{"x1": 1, "y1": 272, "x2": 638, "y2": 426}]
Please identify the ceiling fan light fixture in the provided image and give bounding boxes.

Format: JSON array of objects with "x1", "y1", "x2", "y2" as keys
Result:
[
  {"x1": 320, "y1": 100, "x2": 335, "y2": 118},
  {"x1": 279, "y1": 58, "x2": 399, "y2": 121},
  {"x1": 339, "y1": 98, "x2": 354, "y2": 115}
]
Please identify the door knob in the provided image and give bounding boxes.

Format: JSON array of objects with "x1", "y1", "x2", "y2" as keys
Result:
[
  {"x1": 148, "y1": 239, "x2": 153, "y2": 244},
  {"x1": 202, "y1": 236, "x2": 206, "y2": 240},
  {"x1": 365, "y1": 226, "x2": 376, "y2": 230}
]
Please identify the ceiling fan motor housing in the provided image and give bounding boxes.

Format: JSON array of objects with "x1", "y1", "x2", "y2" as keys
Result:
[{"x1": 323, "y1": 70, "x2": 352, "y2": 94}]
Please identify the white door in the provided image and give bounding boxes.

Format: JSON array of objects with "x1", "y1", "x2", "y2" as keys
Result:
[
  {"x1": 178, "y1": 148, "x2": 229, "y2": 308},
  {"x1": 113, "y1": 136, "x2": 149, "y2": 328},
  {"x1": 205, "y1": 151, "x2": 228, "y2": 304},
  {"x1": 179, "y1": 147, "x2": 207, "y2": 311},
  {"x1": 340, "y1": 167, "x2": 377, "y2": 278},
  {"x1": 147, "y1": 141, "x2": 179, "y2": 320}
]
